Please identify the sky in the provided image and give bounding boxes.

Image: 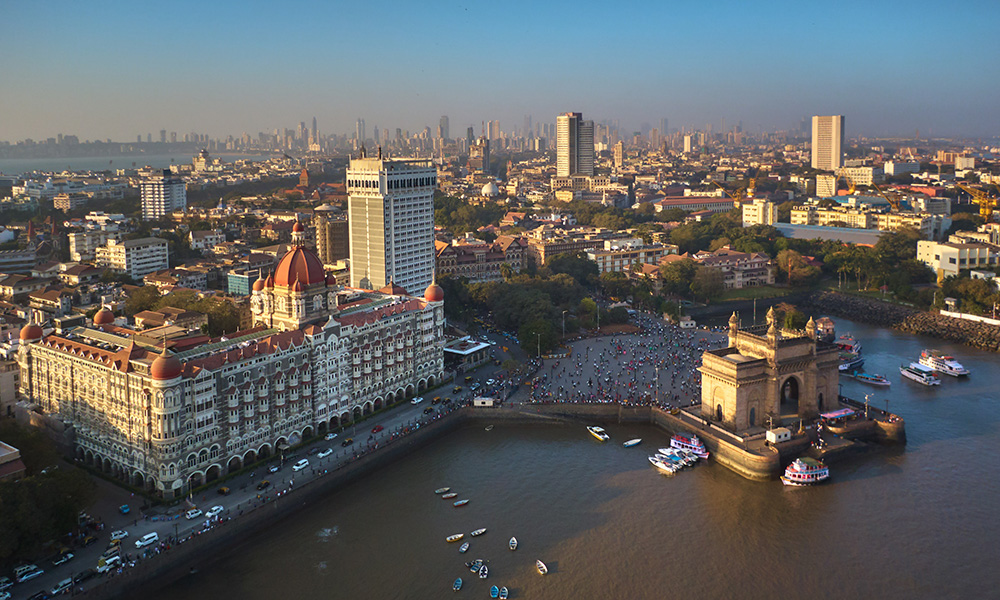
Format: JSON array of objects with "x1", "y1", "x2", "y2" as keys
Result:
[{"x1": 2, "y1": 0, "x2": 999, "y2": 142}]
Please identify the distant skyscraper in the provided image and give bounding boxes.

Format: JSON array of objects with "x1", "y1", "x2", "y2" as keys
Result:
[
  {"x1": 346, "y1": 157, "x2": 436, "y2": 294},
  {"x1": 356, "y1": 118, "x2": 366, "y2": 142},
  {"x1": 556, "y1": 112, "x2": 594, "y2": 177},
  {"x1": 524, "y1": 115, "x2": 532, "y2": 137},
  {"x1": 439, "y1": 116, "x2": 449, "y2": 141},
  {"x1": 613, "y1": 141, "x2": 624, "y2": 169},
  {"x1": 811, "y1": 115, "x2": 845, "y2": 171},
  {"x1": 159, "y1": 130, "x2": 166, "y2": 143},
  {"x1": 312, "y1": 116, "x2": 318, "y2": 140},
  {"x1": 659, "y1": 118, "x2": 669, "y2": 136},
  {"x1": 683, "y1": 135, "x2": 692, "y2": 153},
  {"x1": 467, "y1": 126, "x2": 474, "y2": 145},
  {"x1": 141, "y1": 170, "x2": 186, "y2": 221}
]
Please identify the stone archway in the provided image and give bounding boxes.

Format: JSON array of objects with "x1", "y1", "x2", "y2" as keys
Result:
[
  {"x1": 353, "y1": 406, "x2": 362, "y2": 421},
  {"x1": 374, "y1": 397, "x2": 383, "y2": 411},
  {"x1": 329, "y1": 415, "x2": 339, "y2": 430},
  {"x1": 227, "y1": 456, "x2": 242, "y2": 474},
  {"x1": 302, "y1": 426, "x2": 314, "y2": 439},
  {"x1": 363, "y1": 401, "x2": 373, "y2": 415},
  {"x1": 258, "y1": 443, "x2": 272, "y2": 459},
  {"x1": 780, "y1": 376, "x2": 800, "y2": 410},
  {"x1": 206, "y1": 464, "x2": 222, "y2": 483}
]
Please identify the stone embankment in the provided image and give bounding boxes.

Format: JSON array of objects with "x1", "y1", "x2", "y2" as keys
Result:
[{"x1": 804, "y1": 291, "x2": 1000, "y2": 352}]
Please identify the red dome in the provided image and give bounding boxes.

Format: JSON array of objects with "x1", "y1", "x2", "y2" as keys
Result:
[
  {"x1": 292, "y1": 221, "x2": 304, "y2": 233},
  {"x1": 94, "y1": 307, "x2": 115, "y2": 325},
  {"x1": 252, "y1": 276, "x2": 266, "y2": 292},
  {"x1": 273, "y1": 246, "x2": 325, "y2": 287},
  {"x1": 264, "y1": 273, "x2": 274, "y2": 288},
  {"x1": 292, "y1": 277, "x2": 304, "y2": 292},
  {"x1": 424, "y1": 281, "x2": 444, "y2": 303},
  {"x1": 150, "y1": 348, "x2": 182, "y2": 381},
  {"x1": 19, "y1": 323, "x2": 43, "y2": 341},
  {"x1": 325, "y1": 273, "x2": 337, "y2": 286}
]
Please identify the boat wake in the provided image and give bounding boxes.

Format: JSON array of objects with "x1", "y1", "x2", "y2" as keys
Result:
[{"x1": 316, "y1": 526, "x2": 339, "y2": 541}]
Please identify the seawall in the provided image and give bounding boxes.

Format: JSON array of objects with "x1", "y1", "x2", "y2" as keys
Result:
[{"x1": 804, "y1": 291, "x2": 1000, "y2": 353}]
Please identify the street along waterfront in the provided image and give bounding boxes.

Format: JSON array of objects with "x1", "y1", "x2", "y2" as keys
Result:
[{"x1": 144, "y1": 317, "x2": 998, "y2": 600}]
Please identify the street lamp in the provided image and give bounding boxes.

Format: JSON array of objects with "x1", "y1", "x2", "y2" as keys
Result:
[
  {"x1": 562, "y1": 310, "x2": 567, "y2": 340},
  {"x1": 654, "y1": 365, "x2": 659, "y2": 405},
  {"x1": 536, "y1": 332, "x2": 541, "y2": 358}
]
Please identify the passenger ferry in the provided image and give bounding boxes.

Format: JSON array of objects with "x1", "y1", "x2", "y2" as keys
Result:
[
  {"x1": 670, "y1": 433, "x2": 709, "y2": 459},
  {"x1": 835, "y1": 334, "x2": 862, "y2": 354},
  {"x1": 918, "y1": 349, "x2": 970, "y2": 377},
  {"x1": 848, "y1": 371, "x2": 890, "y2": 387},
  {"x1": 780, "y1": 457, "x2": 830, "y2": 486},
  {"x1": 838, "y1": 352, "x2": 864, "y2": 372},
  {"x1": 587, "y1": 426, "x2": 610, "y2": 442},
  {"x1": 900, "y1": 362, "x2": 941, "y2": 386}
]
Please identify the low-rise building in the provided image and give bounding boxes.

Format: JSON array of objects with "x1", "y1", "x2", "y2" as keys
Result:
[
  {"x1": 96, "y1": 237, "x2": 169, "y2": 280},
  {"x1": 917, "y1": 240, "x2": 998, "y2": 281},
  {"x1": 742, "y1": 198, "x2": 777, "y2": 227},
  {"x1": 189, "y1": 229, "x2": 226, "y2": 251},
  {"x1": 586, "y1": 239, "x2": 675, "y2": 274},
  {"x1": 434, "y1": 235, "x2": 527, "y2": 283},
  {"x1": 693, "y1": 246, "x2": 774, "y2": 289}
]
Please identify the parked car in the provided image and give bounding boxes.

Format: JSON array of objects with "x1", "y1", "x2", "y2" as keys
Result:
[
  {"x1": 452, "y1": 386, "x2": 463, "y2": 393},
  {"x1": 134, "y1": 532, "x2": 159, "y2": 549},
  {"x1": 50, "y1": 578, "x2": 72, "y2": 596},
  {"x1": 97, "y1": 555, "x2": 121, "y2": 573},
  {"x1": 470, "y1": 383, "x2": 482, "y2": 391},
  {"x1": 256, "y1": 480, "x2": 271, "y2": 491},
  {"x1": 371, "y1": 425, "x2": 383, "y2": 433},
  {"x1": 292, "y1": 459, "x2": 309, "y2": 472},
  {"x1": 268, "y1": 464, "x2": 281, "y2": 473},
  {"x1": 185, "y1": 509, "x2": 203, "y2": 520},
  {"x1": 432, "y1": 397, "x2": 441, "y2": 404},
  {"x1": 81, "y1": 535, "x2": 97, "y2": 547},
  {"x1": 110, "y1": 530, "x2": 129, "y2": 541},
  {"x1": 486, "y1": 379, "x2": 496, "y2": 386},
  {"x1": 340, "y1": 438, "x2": 354, "y2": 447},
  {"x1": 72, "y1": 569, "x2": 98, "y2": 585},
  {"x1": 317, "y1": 448, "x2": 333, "y2": 458},
  {"x1": 423, "y1": 406, "x2": 434, "y2": 414},
  {"x1": 0, "y1": 577, "x2": 10, "y2": 593},
  {"x1": 410, "y1": 396, "x2": 424, "y2": 404},
  {"x1": 205, "y1": 505, "x2": 224, "y2": 518},
  {"x1": 324, "y1": 432, "x2": 338, "y2": 441},
  {"x1": 14, "y1": 565, "x2": 43, "y2": 583},
  {"x1": 118, "y1": 504, "x2": 130, "y2": 515},
  {"x1": 218, "y1": 487, "x2": 231, "y2": 496}
]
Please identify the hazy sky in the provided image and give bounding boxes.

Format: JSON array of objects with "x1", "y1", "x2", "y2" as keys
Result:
[{"x1": 3, "y1": 0, "x2": 999, "y2": 142}]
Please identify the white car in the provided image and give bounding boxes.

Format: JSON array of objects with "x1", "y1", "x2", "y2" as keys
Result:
[
  {"x1": 411, "y1": 397, "x2": 424, "y2": 404},
  {"x1": 110, "y1": 529, "x2": 129, "y2": 541},
  {"x1": 324, "y1": 432, "x2": 338, "y2": 441},
  {"x1": 205, "y1": 505, "x2": 224, "y2": 518},
  {"x1": 317, "y1": 448, "x2": 333, "y2": 458},
  {"x1": 292, "y1": 458, "x2": 310, "y2": 472},
  {"x1": 486, "y1": 379, "x2": 496, "y2": 386},
  {"x1": 135, "y1": 532, "x2": 159, "y2": 548},
  {"x1": 185, "y1": 508, "x2": 203, "y2": 520}
]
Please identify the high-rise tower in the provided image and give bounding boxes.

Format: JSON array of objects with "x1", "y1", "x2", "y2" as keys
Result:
[
  {"x1": 346, "y1": 157, "x2": 436, "y2": 294},
  {"x1": 439, "y1": 116, "x2": 449, "y2": 141},
  {"x1": 811, "y1": 115, "x2": 845, "y2": 171},
  {"x1": 556, "y1": 112, "x2": 595, "y2": 177}
]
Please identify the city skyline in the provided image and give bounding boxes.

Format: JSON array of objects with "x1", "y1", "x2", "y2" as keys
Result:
[{"x1": 2, "y1": 0, "x2": 1000, "y2": 142}]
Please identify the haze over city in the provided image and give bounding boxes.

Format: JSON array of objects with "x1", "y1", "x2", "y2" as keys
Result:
[{"x1": 3, "y1": 0, "x2": 999, "y2": 142}]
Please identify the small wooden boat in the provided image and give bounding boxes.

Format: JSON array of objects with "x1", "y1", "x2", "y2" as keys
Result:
[
  {"x1": 435, "y1": 487, "x2": 451, "y2": 494},
  {"x1": 490, "y1": 585, "x2": 499, "y2": 598},
  {"x1": 453, "y1": 578, "x2": 462, "y2": 591},
  {"x1": 536, "y1": 559, "x2": 548, "y2": 575},
  {"x1": 509, "y1": 536, "x2": 517, "y2": 550},
  {"x1": 446, "y1": 533, "x2": 464, "y2": 543},
  {"x1": 499, "y1": 587, "x2": 509, "y2": 599},
  {"x1": 469, "y1": 559, "x2": 483, "y2": 573},
  {"x1": 485, "y1": 425, "x2": 494, "y2": 431},
  {"x1": 470, "y1": 528, "x2": 487, "y2": 537},
  {"x1": 623, "y1": 438, "x2": 642, "y2": 447},
  {"x1": 453, "y1": 499, "x2": 469, "y2": 507},
  {"x1": 442, "y1": 492, "x2": 458, "y2": 499},
  {"x1": 479, "y1": 565, "x2": 488, "y2": 579},
  {"x1": 459, "y1": 541, "x2": 469, "y2": 553}
]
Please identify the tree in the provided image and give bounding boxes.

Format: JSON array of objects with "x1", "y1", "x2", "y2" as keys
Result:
[
  {"x1": 690, "y1": 267, "x2": 725, "y2": 303},
  {"x1": 776, "y1": 249, "x2": 812, "y2": 284},
  {"x1": 519, "y1": 319, "x2": 557, "y2": 356},
  {"x1": 124, "y1": 285, "x2": 161, "y2": 317},
  {"x1": 546, "y1": 252, "x2": 599, "y2": 287},
  {"x1": 660, "y1": 258, "x2": 698, "y2": 298}
]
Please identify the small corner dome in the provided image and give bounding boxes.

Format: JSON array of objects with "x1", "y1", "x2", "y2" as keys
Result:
[{"x1": 424, "y1": 281, "x2": 444, "y2": 303}]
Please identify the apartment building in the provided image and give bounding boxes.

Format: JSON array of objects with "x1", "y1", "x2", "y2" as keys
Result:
[
  {"x1": 585, "y1": 239, "x2": 676, "y2": 274},
  {"x1": 694, "y1": 246, "x2": 774, "y2": 289},
  {"x1": 917, "y1": 240, "x2": 998, "y2": 280},
  {"x1": 96, "y1": 237, "x2": 169, "y2": 279}
]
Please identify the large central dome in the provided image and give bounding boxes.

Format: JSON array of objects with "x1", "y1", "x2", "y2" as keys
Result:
[{"x1": 273, "y1": 246, "x2": 326, "y2": 287}]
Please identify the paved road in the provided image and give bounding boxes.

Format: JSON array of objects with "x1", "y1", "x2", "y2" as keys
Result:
[{"x1": 6, "y1": 338, "x2": 517, "y2": 599}]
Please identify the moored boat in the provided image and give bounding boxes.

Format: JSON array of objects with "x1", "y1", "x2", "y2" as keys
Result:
[
  {"x1": 587, "y1": 426, "x2": 609, "y2": 441},
  {"x1": 479, "y1": 565, "x2": 488, "y2": 579},
  {"x1": 836, "y1": 334, "x2": 862, "y2": 354},
  {"x1": 780, "y1": 457, "x2": 830, "y2": 486},
  {"x1": 648, "y1": 455, "x2": 677, "y2": 474},
  {"x1": 670, "y1": 433, "x2": 709, "y2": 459},
  {"x1": 442, "y1": 492, "x2": 458, "y2": 499},
  {"x1": 490, "y1": 585, "x2": 499, "y2": 598},
  {"x1": 459, "y1": 542, "x2": 469, "y2": 553},
  {"x1": 434, "y1": 487, "x2": 450, "y2": 494},
  {"x1": 499, "y1": 586, "x2": 509, "y2": 599},
  {"x1": 919, "y1": 349, "x2": 970, "y2": 377},
  {"x1": 900, "y1": 362, "x2": 941, "y2": 386},
  {"x1": 446, "y1": 533, "x2": 464, "y2": 543},
  {"x1": 849, "y1": 370, "x2": 890, "y2": 386},
  {"x1": 485, "y1": 425, "x2": 494, "y2": 431},
  {"x1": 453, "y1": 499, "x2": 470, "y2": 507},
  {"x1": 509, "y1": 536, "x2": 517, "y2": 550},
  {"x1": 453, "y1": 578, "x2": 462, "y2": 591},
  {"x1": 470, "y1": 528, "x2": 486, "y2": 537},
  {"x1": 623, "y1": 438, "x2": 642, "y2": 447},
  {"x1": 838, "y1": 352, "x2": 864, "y2": 372},
  {"x1": 469, "y1": 559, "x2": 483, "y2": 573},
  {"x1": 536, "y1": 560, "x2": 548, "y2": 575}
]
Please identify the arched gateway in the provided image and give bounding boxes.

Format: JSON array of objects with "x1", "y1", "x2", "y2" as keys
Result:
[{"x1": 699, "y1": 308, "x2": 840, "y2": 431}]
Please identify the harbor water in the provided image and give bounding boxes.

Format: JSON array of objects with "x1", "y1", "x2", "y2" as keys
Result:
[{"x1": 146, "y1": 317, "x2": 999, "y2": 599}]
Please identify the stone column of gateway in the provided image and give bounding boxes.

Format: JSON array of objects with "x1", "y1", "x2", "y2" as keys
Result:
[
  {"x1": 18, "y1": 243, "x2": 446, "y2": 499},
  {"x1": 698, "y1": 308, "x2": 840, "y2": 432}
]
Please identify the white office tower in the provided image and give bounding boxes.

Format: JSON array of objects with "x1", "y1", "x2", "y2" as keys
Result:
[
  {"x1": 556, "y1": 112, "x2": 595, "y2": 177},
  {"x1": 141, "y1": 169, "x2": 186, "y2": 220},
  {"x1": 347, "y1": 157, "x2": 436, "y2": 295},
  {"x1": 811, "y1": 115, "x2": 845, "y2": 171}
]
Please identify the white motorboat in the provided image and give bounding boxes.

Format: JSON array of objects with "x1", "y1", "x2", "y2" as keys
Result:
[
  {"x1": 623, "y1": 438, "x2": 642, "y2": 447},
  {"x1": 648, "y1": 455, "x2": 677, "y2": 474},
  {"x1": 900, "y1": 362, "x2": 941, "y2": 386},
  {"x1": 919, "y1": 349, "x2": 969, "y2": 377},
  {"x1": 587, "y1": 426, "x2": 609, "y2": 441}
]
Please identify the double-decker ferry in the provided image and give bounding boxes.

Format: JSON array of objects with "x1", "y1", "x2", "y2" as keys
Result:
[
  {"x1": 918, "y1": 349, "x2": 970, "y2": 377},
  {"x1": 900, "y1": 362, "x2": 941, "y2": 386},
  {"x1": 780, "y1": 457, "x2": 830, "y2": 486},
  {"x1": 669, "y1": 433, "x2": 709, "y2": 459}
]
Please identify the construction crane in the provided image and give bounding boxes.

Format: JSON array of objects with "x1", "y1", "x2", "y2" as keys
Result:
[
  {"x1": 711, "y1": 180, "x2": 745, "y2": 206},
  {"x1": 957, "y1": 184, "x2": 998, "y2": 220},
  {"x1": 871, "y1": 183, "x2": 901, "y2": 212},
  {"x1": 834, "y1": 171, "x2": 857, "y2": 195},
  {"x1": 747, "y1": 167, "x2": 767, "y2": 199}
]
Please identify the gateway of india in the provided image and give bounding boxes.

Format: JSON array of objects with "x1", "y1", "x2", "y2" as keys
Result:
[{"x1": 699, "y1": 307, "x2": 841, "y2": 432}]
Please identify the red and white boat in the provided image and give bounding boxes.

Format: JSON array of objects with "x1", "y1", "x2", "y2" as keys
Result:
[
  {"x1": 780, "y1": 457, "x2": 829, "y2": 486},
  {"x1": 670, "y1": 433, "x2": 709, "y2": 459}
]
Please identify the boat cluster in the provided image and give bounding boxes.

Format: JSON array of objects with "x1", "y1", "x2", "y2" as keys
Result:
[
  {"x1": 436, "y1": 486, "x2": 547, "y2": 595},
  {"x1": 647, "y1": 434, "x2": 709, "y2": 475}
]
